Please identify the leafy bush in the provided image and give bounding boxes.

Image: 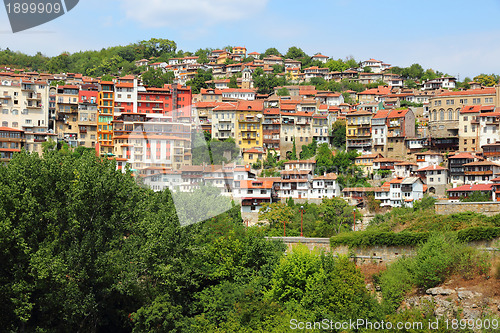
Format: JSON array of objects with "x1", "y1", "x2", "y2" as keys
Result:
[
  {"x1": 457, "y1": 226, "x2": 500, "y2": 242},
  {"x1": 379, "y1": 233, "x2": 491, "y2": 311},
  {"x1": 330, "y1": 230, "x2": 429, "y2": 248},
  {"x1": 409, "y1": 234, "x2": 456, "y2": 289}
]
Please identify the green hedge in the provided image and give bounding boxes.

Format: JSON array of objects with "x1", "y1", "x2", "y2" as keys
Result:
[
  {"x1": 457, "y1": 226, "x2": 500, "y2": 242},
  {"x1": 331, "y1": 227, "x2": 500, "y2": 248},
  {"x1": 330, "y1": 231, "x2": 429, "y2": 248}
]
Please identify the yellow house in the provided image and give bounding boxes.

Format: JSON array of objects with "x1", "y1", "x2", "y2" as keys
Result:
[
  {"x1": 346, "y1": 110, "x2": 372, "y2": 152},
  {"x1": 97, "y1": 81, "x2": 115, "y2": 155},
  {"x1": 216, "y1": 51, "x2": 230, "y2": 64},
  {"x1": 242, "y1": 148, "x2": 264, "y2": 165},
  {"x1": 233, "y1": 46, "x2": 247, "y2": 57},
  {"x1": 235, "y1": 100, "x2": 264, "y2": 150}
]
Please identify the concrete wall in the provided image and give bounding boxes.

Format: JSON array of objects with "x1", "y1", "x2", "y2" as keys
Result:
[{"x1": 435, "y1": 201, "x2": 500, "y2": 216}]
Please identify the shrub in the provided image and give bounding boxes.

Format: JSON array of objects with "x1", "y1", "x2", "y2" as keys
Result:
[
  {"x1": 457, "y1": 226, "x2": 500, "y2": 242},
  {"x1": 330, "y1": 231, "x2": 429, "y2": 248},
  {"x1": 409, "y1": 234, "x2": 456, "y2": 289}
]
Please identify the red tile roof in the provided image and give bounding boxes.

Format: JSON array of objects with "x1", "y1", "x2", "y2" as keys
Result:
[
  {"x1": 417, "y1": 165, "x2": 447, "y2": 172},
  {"x1": 447, "y1": 184, "x2": 493, "y2": 192}
]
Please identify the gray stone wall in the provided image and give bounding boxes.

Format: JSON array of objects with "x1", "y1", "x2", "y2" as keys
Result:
[{"x1": 435, "y1": 202, "x2": 500, "y2": 216}]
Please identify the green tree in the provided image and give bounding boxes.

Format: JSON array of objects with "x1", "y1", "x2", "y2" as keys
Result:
[
  {"x1": 186, "y1": 69, "x2": 214, "y2": 94},
  {"x1": 276, "y1": 87, "x2": 290, "y2": 96},
  {"x1": 284, "y1": 46, "x2": 307, "y2": 60},
  {"x1": 141, "y1": 68, "x2": 174, "y2": 88},
  {"x1": 259, "y1": 202, "x2": 294, "y2": 229},
  {"x1": 326, "y1": 58, "x2": 349, "y2": 72},
  {"x1": 228, "y1": 75, "x2": 238, "y2": 88},
  {"x1": 252, "y1": 68, "x2": 278, "y2": 94},
  {"x1": 261, "y1": 47, "x2": 281, "y2": 58},
  {"x1": 474, "y1": 73, "x2": 499, "y2": 87},
  {"x1": 290, "y1": 137, "x2": 297, "y2": 160},
  {"x1": 331, "y1": 120, "x2": 346, "y2": 148},
  {"x1": 299, "y1": 139, "x2": 317, "y2": 160}
]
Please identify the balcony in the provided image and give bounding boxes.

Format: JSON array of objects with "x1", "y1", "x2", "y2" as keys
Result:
[
  {"x1": 239, "y1": 116, "x2": 260, "y2": 123},
  {"x1": 347, "y1": 140, "x2": 372, "y2": 147},
  {"x1": 464, "y1": 170, "x2": 493, "y2": 176},
  {"x1": 483, "y1": 151, "x2": 500, "y2": 157}
]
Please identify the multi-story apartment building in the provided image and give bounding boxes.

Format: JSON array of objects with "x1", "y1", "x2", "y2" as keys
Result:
[
  {"x1": 346, "y1": 110, "x2": 372, "y2": 153},
  {"x1": 55, "y1": 84, "x2": 80, "y2": 147},
  {"x1": 478, "y1": 111, "x2": 500, "y2": 148},
  {"x1": 371, "y1": 110, "x2": 389, "y2": 154},
  {"x1": 0, "y1": 126, "x2": 25, "y2": 162},
  {"x1": 97, "y1": 81, "x2": 115, "y2": 155},
  {"x1": 280, "y1": 110, "x2": 313, "y2": 157},
  {"x1": 78, "y1": 85, "x2": 98, "y2": 148},
  {"x1": 312, "y1": 113, "x2": 330, "y2": 144},
  {"x1": 464, "y1": 160, "x2": 500, "y2": 184},
  {"x1": 386, "y1": 109, "x2": 415, "y2": 159},
  {"x1": 448, "y1": 152, "x2": 477, "y2": 187},
  {"x1": 114, "y1": 75, "x2": 138, "y2": 114},
  {"x1": 262, "y1": 108, "x2": 280, "y2": 151},
  {"x1": 428, "y1": 87, "x2": 495, "y2": 152},
  {"x1": 235, "y1": 100, "x2": 264, "y2": 150},
  {"x1": 113, "y1": 112, "x2": 192, "y2": 171},
  {"x1": 279, "y1": 169, "x2": 311, "y2": 199},
  {"x1": 1, "y1": 79, "x2": 51, "y2": 154},
  {"x1": 482, "y1": 142, "x2": 500, "y2": 163},
  {"x1": 211, "y1": 102, "x2": 236, "y2": 141},
  {"x1": 458, "y1": 105, "x2": 495, "y2": 152}
]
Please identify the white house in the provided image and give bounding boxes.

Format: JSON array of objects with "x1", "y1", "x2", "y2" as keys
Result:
[
  {"x1": 309, "y1": 173, "x2": 340, "y2": 199},
  {"x1": 389, "y1": 177, "x2": 424, "y2": 208},
  {"x1": 311, "y1": 54, "x2": 329, "y2": 64},
  {"x1": 394, "y1": 162, "x2": 418, "y2": 178},
  {"x1": 416, "y1": 165, "x2": 448, "y2": 197},
  {"x1": 422, "y1": 77, "x2": 456, "y2": 90},
  {"x1": 415, "y1": 152, "x2": 444, "y2": 170},
  {"x1": 221, "y1": 88, "x2": 256, "y2": 101}
]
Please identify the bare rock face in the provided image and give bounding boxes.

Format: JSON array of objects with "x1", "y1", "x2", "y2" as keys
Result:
[
  {"x1": 402, "y1": 288, "x2": 487, "y2": 322},
  {"x1": 457, "y1": 288, "x2": 482, "y2": 300},
  {"x1": 426, "y1": 287, "x2": 455, "y2": 296}
]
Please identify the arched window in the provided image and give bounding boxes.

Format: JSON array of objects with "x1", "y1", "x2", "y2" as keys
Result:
[
  {"x1": 448, "y1": 109, "x2": 453, "y2": 120},
  {"x1": 440, "y1": 110, "x2": 444, "y2": 121},
  {"x1": 433, "y1": 110, "x2": 437, "y2": 121},
  {"x1": 456, "y1": 109, "x2": 460, "y2": 120},
  {"x1": 1, "y1": 121, "x2": 7, "y2": 127}
]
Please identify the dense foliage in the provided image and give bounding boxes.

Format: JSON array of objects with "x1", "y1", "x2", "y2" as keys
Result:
[
  {"x1": 1, "y1": 150, "x2": 499, "y2": 331},
  {"x1": 259, "y1": 197, "x2": 361, "y2": 237}
]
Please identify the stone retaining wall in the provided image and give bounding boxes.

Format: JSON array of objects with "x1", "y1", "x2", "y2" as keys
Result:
[
  {"x1": 267, "y1": 236, "x2": 500, "y2": 265},
  {"x1": 435, "y1": 202, "x2": 500, "y2": 216}
]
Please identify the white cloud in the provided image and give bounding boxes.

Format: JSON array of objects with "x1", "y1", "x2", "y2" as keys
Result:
[{"x1": 119, "y1": 0, "x2": 269, "y2": 28}]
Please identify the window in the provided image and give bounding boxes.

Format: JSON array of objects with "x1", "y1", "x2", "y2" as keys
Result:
[
  {"x1": 440, "y1": 110, "x2": 444, "y2": 121},
  {"x1": 464, "y1": 125, "x2": 467, "y2": 133},
  {"x1": 1, "y1": 121, "x2": 7, "y2": 127}
]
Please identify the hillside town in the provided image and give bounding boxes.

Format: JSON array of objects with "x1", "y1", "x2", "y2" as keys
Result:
[{"x1": 2, "y1": 45, "x2": 500, "y2": 218}]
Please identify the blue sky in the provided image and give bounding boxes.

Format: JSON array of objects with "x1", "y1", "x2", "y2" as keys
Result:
[{"x1": 1, "y1": 0, "x2": 500, "y2": 79}]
